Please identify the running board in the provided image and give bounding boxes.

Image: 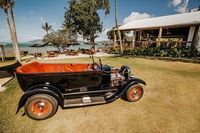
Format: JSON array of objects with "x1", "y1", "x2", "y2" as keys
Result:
[
  {"x1": 62, "y1": 89, "x2": 117, "y2": 96},
  {"x1": 63, "y1": 97, "x2": 106, "y2": 108}
]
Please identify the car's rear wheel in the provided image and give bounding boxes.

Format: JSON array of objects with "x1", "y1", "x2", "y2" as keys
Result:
[
  {"x1": 24, "y1": 94, "x2": 58, "y2": 120},
  {"x1": 126, "y1": 84, "x2": 143, "y2": 102}
]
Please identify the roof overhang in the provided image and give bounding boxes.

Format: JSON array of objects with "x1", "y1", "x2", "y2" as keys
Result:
[{"x1": 116, "y1": 11, "x2": 200, "y2": 31}]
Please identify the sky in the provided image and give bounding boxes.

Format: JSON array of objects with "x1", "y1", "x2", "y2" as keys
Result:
[{"x1": 0, "y1": 0, "x2": 200, "y2": 42}]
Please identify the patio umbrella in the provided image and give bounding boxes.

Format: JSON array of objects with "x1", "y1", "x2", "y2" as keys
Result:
[
  {"x1": 42, "y1": 42, "x2": 54, "y2": 51},
  {"x1": 29, "y1": 44, "x2": 45, "y2": 53},
  {"x1": 64, "y1": 43, "x2": 80, "y2": 51},
  {"x1": 30, "y1": 44, "x2": 44, "y2": 47}
]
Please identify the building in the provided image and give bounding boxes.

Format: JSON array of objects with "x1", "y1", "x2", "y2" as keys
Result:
[{"x1": 113, "y1": 11, "x2": 200, "y2": 51}]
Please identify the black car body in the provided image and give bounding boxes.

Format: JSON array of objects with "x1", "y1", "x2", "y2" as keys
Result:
[{"x1": 16, "y1": 61, "x2": 146, "y2": 120}]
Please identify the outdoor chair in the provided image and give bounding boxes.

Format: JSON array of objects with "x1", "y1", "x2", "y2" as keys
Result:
[
  {"x1": 85, "y1": 49, "x2": 96, "y2": 55},
  {"x1": 47, "y1": 52, "x2": 58, "y2": 58},
  {"x1": 34, "y1": 53, "x2": 42, "y2": 59},
  {"x1": 66, "y1": 51, "x2": 79, "y2": 56},
  {"x1": 21, "y1": 51, "x2": 29, "y2": 56}
]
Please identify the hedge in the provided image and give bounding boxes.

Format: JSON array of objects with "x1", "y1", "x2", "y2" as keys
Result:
[{"x1": 108, "y1": 47, "x2": 200, "y2": 58}]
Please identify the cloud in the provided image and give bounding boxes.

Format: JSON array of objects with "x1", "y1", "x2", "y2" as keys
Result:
[
  {"x1": 123, "y1": 12, "x2": 153, "y2": 24},
  {"x1": 103, "y1": 29, "x2": 109, "y2": 34},
  {"x1": 51, "y1": 22, "x2": 56, "y2": 26},
  {"x1": 176, "y1": 0, "x2": 189, "y2": 13},
  {"x1": 95, "y1": 29, "x2": 110, "y2": 41},
  {"x1": 170, "y1": 0, "x2": 182, "y2": 6},
  {"x1": 169, "y1": 0, "x2": 189, "y2": 13}
]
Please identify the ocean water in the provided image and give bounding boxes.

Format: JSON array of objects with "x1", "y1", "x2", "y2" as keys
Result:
[{"x1": 2, "y1": 43, "x2": 107, "y2": 54}]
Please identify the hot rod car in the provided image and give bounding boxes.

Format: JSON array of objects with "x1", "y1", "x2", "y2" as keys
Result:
[{"x1": 16, "y1": 59, "x2": 146, "y2": 120}]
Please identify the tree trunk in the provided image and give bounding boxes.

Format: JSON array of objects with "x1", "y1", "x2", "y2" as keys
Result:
[
  {"x1": 10, "y1": 7, "x2": 21, "y2": 62},
  {"x1": 115, "y1": 0, "x2": 123, "y2": 54},
  {"x1": 4, "y1": 10, "x2": 17, "y2": 58},
  {"x1": 90, "y1": 36, "x2": 95, "y2": 50}
]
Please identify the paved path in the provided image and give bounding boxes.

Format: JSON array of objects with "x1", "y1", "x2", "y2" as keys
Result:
[{"x1": 21, "y1": 53, "x2": 117, "y2": 60}]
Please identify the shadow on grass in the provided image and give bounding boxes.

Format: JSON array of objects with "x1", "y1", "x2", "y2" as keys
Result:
[
  {"x1": 0, "y1": 61, "x2": 22, "y2": 76},
  {"x1": 4, "y1": 57, "x2": 16, "y2": 61}
]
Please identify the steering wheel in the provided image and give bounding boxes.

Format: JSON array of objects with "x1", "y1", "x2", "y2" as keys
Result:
[
  {"x1": 84, "y1": 63, "x2": 101, "y2": 71},
  {"x1": 91, "y1": 63, "x2": 101, "y2": 71}
]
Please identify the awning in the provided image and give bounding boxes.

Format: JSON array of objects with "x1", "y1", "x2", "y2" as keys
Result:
[{"x1": 118, "y1": 11, "x2": 200, "y2": 30}]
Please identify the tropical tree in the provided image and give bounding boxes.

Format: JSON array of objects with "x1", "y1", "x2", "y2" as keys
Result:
[
  {"x1": 42, "y1": 22, "x2": 52, "y2": 35},
  {"x1": 0, "y1": 0, "x2": 21, "y2": 61},
  {"x1": 64, "y1": 0, "x2": 110, "y2": 50},
  {"x1": 115, "y1": 0, "x2": 123, "y2": 54},
  {"x1": 43, "y1": 30, "x2": 77, "y2": 52}
]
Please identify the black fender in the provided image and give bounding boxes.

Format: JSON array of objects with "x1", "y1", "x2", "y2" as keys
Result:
[
  {"x1": 16, "y1": 85, "x2": 64, "y2": 114},
  {"x1": 126, "y1": 78, "x2": 146, "y2": 87},
  {"x1": 120, "y1": 78, "x2": 146, "y2": 96},
  {"x1": 106, "y1": 78, "x2": 146, "y2": 103},
  {"x1": 122, "y1": 78, "x2": 146, "y2": 91}
]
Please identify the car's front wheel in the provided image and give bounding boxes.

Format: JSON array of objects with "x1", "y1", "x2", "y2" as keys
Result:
[
  {"x1": 126, "y1": 84, "x2": 143, "y2": 102},
  {"x1": 24, "y1": 94, "x2": 58, "y2": 120}
]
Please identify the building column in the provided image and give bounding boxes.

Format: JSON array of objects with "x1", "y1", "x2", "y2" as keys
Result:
[
  {"x1": 139, "y1": 30, "x2": 142, "y2": 40},
  {"x1": 157, "y1": 27, "x2": 163, "y2": 47},
  {"x1": 121, "y1": 31, "x2": 124, "y2": 44},
  {"x1": 113, "y1": 30, "x2": 117, "y2": 47},
  {"x1": 194, "y1": 26, "x2": 200, "y2": 51},
  {"x1": 132, "y1": 30, "x2": 136, "y2": 47},
  {"x1": 187, "y1": 26, "x2": 196, "y2": 48}
]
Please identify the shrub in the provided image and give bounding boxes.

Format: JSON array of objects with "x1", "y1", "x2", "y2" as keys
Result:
[{"x1": 108, "y1": 47, "x2": 200, "y2": 58}]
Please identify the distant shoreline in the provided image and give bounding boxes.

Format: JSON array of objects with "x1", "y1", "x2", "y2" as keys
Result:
[{"x1": 3, "y1": 43, "x2": 108, "y2": 54}]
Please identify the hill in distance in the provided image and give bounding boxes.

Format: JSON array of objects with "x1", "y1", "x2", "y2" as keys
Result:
[
  {"x1": 26, "y1": 39, "x2": 112, "y2": 44},
  {"x1": 26, "y1": 39, "x2": 44, "y2": 44}
]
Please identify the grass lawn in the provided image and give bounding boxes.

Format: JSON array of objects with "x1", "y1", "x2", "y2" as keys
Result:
[
  {"x1": 0, "y1": 57, "x2": 200, "y2": 133},
  {"x1": 0, "y1": 60, "x2": 16, "y2": 67}
]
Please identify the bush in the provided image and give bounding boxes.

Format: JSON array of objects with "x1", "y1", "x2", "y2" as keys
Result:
[{"x1": 108, "y1": 47, "x2": 200, "y2": 58}]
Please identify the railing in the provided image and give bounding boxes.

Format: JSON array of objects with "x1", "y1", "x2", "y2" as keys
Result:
[{"x1": 114, "y1": 41, "x2": 195, "y2": 48}]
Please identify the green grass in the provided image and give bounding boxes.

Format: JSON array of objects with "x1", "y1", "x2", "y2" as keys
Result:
[
  {"x1": 0, "y1": 57, "x2": 200, "y2": 133},
  {"x1": 0, "y1": 60, "x2": 16, "y2": 67}
]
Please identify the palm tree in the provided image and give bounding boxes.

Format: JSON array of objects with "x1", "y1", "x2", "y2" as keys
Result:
[
  {"x1": 42, "y1": 22, "x2": 52, "y2": 35},
  {"x1": 0, "y1": 0, "x2": 21, "y2": 61},
  {"x1": 115, "y1": 0, "x2": 123, "y2": 54}
]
